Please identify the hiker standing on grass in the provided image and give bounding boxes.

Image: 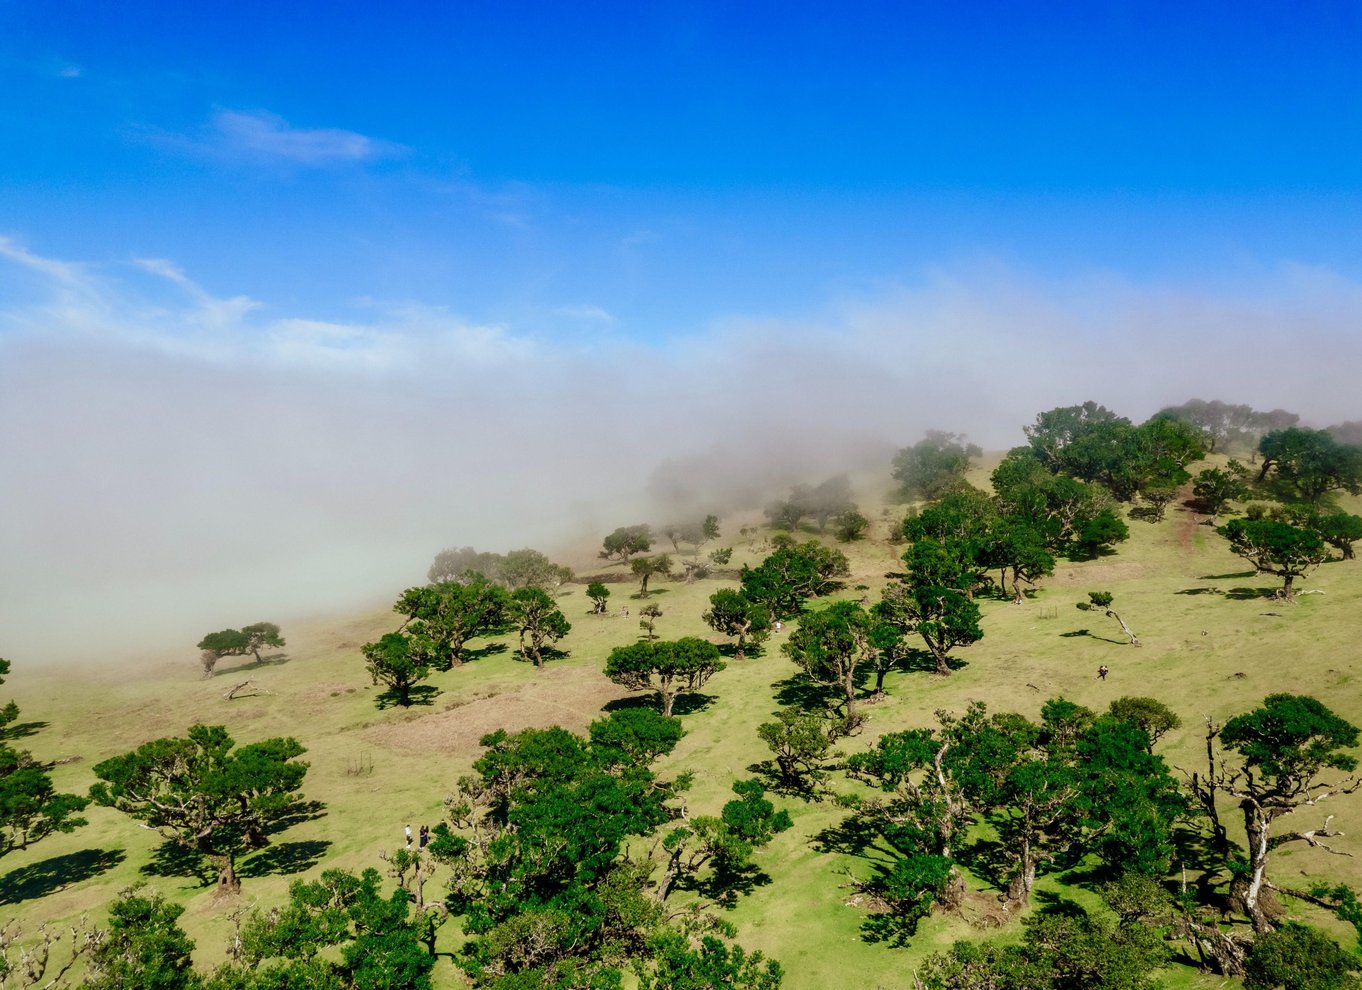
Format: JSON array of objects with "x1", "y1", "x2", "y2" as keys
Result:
[
  {"x1": 1098, "y1": 665, "x2": 1109, "y2": 680},
  {"x1": 419, "y1": 824, "x2": 429, "y2": 848},
  {"x1": 405, "y1": 824, "x2": 413, "y2": 848}
]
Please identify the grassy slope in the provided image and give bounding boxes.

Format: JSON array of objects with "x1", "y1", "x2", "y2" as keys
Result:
[{"x1": 4, "y1": 473, "x2": 1361, "y2": 989}]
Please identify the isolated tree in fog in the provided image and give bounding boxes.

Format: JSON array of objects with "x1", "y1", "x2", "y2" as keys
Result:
[
  {"x1": 586, "y1": 581, "x2": 612, "y2": 614},
  {"x1": 0, "y1": 658, "x2": 88, "y2": 858},
  {"x1": 362, "y1": 632, "x2": 434, "y2": 707},
  {"x1": 600, "y1": 524, "x2": 654, "y2": 564},
  {"x1": 89, "y1": 724, "x2": 309, "y2": 893},
  {"x1": 892, "y1": 431, "x2": 982, "y2": 501},
  {"x1": 196, "y1": 622, "x2": 285, "y2": 678},
  {"x1": 631, "y1": 554, "x2": 673, "y2": 597},
  {"x1": 1257, "y1": 427, "x2": 1362, "y2": 503},
  {"x1": 510, "y1": 587, "x2": 571, "y2": 667}
]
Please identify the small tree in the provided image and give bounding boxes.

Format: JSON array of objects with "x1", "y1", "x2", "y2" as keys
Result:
[
  {"x1": 782, "y1": 601, "x2": 876, "y2": 719},
  {"x1": 703, "y1": 589, "x2": 772, "y2": 660},
  {"x1": 393, "y1": 577, "x2": 510, "y2": 669},
  {"x1": 739, "y1": 542, "x2": 849, "y2": 619},
  {"x1": 1244, "y1": 922, "x2": 1360, "y2": 990},
  {"x1": 362, "y1": 632, "x2": 433, "y2": 707},
  {"x1": 653, "y1": 779, "x2": 791, "y2": 902},
  {"x1": 586, "y1": 581, "x2": 611, "y2": 614},
  {"x1": 833, "y1": 509, "x2": 869, "y2": 542},
  {"x1": 0, "y1": 658, "x2": 88, "y2": 858},
  {"x1": 89, "y1": 724, "x2": 310, "y2": 894},
  {"x1": 1076, "y1": 591, "x2": 1139, "y2": 645},
  {"x1": 1190, "y1": 694, "x2": 1360, "y2": 933},
  {"x1": 1312, "y1": 511, "x2": 1362, "y2": 561},
  {"x1": 604, "y1": 638, "x2": 725, "y2": 717},
  {"x1": 600, "y1": 524, "x2": 654, "y2": 564},
  {"x1": 639, "y1": 603, "x2": 663, "y2": 642},
  {"x1": 1193, "y1": 463, "x2": 1250, "y2": 522},
  {"x1": 1107, "y1": 696, "x2": 1181, "y2": 750},
  {"x1": 892, "y1": 431, "x2": 982, "y2": 501},
  {"x1": 85, "y1": 887, "x2": 196, "y2": 990},
  {"x1": 631, "y1": 554, "x2": 673, "y2": 597},
  {"x1": 891, "y1": 538, "x2": 984, "y2": 675},
  {"x1": 756, "y1": 710, "x2": 840, "y2": 793},
  {"x1": 1218, "y1": 518, "x2": 1327, "y2": 601},
  {"x1": 510, "y1": 587, "x2": 571, "y2": 667}
]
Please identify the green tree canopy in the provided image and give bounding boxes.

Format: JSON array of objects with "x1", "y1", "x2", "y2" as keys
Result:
[
  {"x1": 782, "y1": 601, "x2": 877, "y2": 718},
  {"x1": 89, "y1": 724, "x2": 310, "y2": 893},
  {"x1": 600, "y1": 524, "x2": 654, "y2": 564},
  {"x1": 361, "y1": 631, "x2": 433, "y2": 708},
  {"x1": 891, "y1": 431, "x2": 982, "y2": 501},
  {"x1": 0, "y1": 657, "x2": 88, "y2": 858},
  {"x1": 739, "y1": 542, "x2": 849, "y2": 619},
  {"x1": 1218, "y1": 518, "x2": 1327, "y2": 601},
  {"x1": 510, "y1": 586, "x2": 571, "y2": 667},
  {"x1": 605, "y1": 638, "x2": 726, "y2": 717}
]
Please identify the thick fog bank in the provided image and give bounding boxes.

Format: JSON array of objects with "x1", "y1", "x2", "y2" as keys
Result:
[{"x1": 2, "y1": 250, "x2": 1359, "y2": 664}]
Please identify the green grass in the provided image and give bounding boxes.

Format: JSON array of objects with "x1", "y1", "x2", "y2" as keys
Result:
[{"x1": 5, "y1": 476, "x2": 1362, "y2": 988}]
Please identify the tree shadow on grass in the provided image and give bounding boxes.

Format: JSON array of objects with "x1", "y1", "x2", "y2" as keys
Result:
[
  {"x1": 141, "y1": 839, "x2": 216, "y2": 887},
  {"x1": 1059, "y1": 629, "x2": 1127, "y2": 645},
  {"x1": 3, "y1": 719, "x2": 49, "y2": 741},
  {"x1": 812, "y1": 813, "x2": 897, "y2": 865},
  {"x1": 267, "y1": 799, "x2": 328, "y2": 835},
  {"x1": 630, "y1": 589, "x2": 672, "y2": 601},
  {"x1": 771, "y1": 673, "x2": 844, "y2": 714},
  {"x1": 1199, "y1": 571, "x2": 1256, "y2": 581},
  {"x1": 1226, "y1": 586, "x2": 1279, "y2": 601},
  {"x1": 600, "y1": 692, "x2": 716, "y2": 717},
  {"x1": 1, "y1": 847, "x2": 126, "y2": 904},
  {"x1": 677, "y1": 862, "x2": 773, "y2": 910},
  {"x1": 240, "y1": 839, "x2": 332, "y2": 879},
  {"x1": 218, "y1": 653, "x2": 292, "y2": 677},
  {"x1": 376, "y1": 684, "x2": 440, "y2": 709},
  {"x1": 743, "y1": 761, "x2": 827, "y2": 802},
  {"x1": 1175, "y1": 587, "x2": 1226, "y2": 596},
  {"x1": 462, "y1": 642, "x2": 509, "y2": 662}
]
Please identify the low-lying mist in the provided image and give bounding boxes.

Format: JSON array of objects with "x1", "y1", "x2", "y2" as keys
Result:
[{"x1": 3, "y1": 244, "x2": 1359, "y2": 664}]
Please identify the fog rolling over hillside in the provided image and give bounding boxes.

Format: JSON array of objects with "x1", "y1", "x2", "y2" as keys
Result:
[{"x1": 2, "y1": 249, "x2": 1361, "y2": 664}]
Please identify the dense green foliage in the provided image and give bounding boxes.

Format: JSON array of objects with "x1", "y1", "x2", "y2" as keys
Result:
[{"x1": 89, "y1": 724, "x2": 309, "y2": 892}]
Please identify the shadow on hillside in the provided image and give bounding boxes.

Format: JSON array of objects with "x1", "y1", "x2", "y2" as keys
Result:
[
  {"x1": 218, "y1": 652, "x2": 291, "y2": 677},
  {"x1": 812, "y1": 814, "x2": 895, "y2": 865},
  {"x1": 1059, "y1": 629, "x2": 1127, "y2": 645},
  {"x1": 3, "y1": 719, "x2": 49, "y2": 740},
  {"x1": 1175, "y1": 587, "x2": 1225, "y2": 596},
  {"x1": 771, "y1": 673, "x2": 843, "y2": 713},
  {"x1": 461, "y1": 642, "x2": 509, "y2": 663},
  {"x1": 1225, "y1": 586, "x2": 1278, "y2": 600},
  {"x1": 679, "y1": 861, "x2": 773, "y2": 909},
  {"x1": 629, "y1": 589, "x2": 672, "y2": 601},
  {"x1": 1, "y1": 847, "x2": 126, "y2": 904},
  {"x1": 241, "y1": 839, "x2": 332, "y2": 879},
  {"x1": 718, "y1": 642, "x2": 767, "y2": 661},
  {"x1": 141, "y1": 839, "x2": 217, "y2": 886},
  {"x1": 513, "y1": 646, "x2": 570, "y2": 666},
  {"x1": 601, "y1": 692, "x2": 716, "y2": 717},
  {"x1": 376, "y1": 685, "x2": 440, "y2": 709},
  {"x1": 1199, "y1": 571, "x2": 1256, "y2": 580},
  {"x1": 268, "y1": 799, "x2": 328, "y2": 835},
  {"x1": 744, "y1": 761, "x2": 826, "y2": 802}
]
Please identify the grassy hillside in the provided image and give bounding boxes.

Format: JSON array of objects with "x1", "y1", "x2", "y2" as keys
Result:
[{"x1": 4, "y1": 464, "x2": 1361, "y2": 988}]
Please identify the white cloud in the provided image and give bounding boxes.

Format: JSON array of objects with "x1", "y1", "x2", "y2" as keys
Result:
[{"x1": 144, "y1": 109, "x2": 406, "y2": 167}]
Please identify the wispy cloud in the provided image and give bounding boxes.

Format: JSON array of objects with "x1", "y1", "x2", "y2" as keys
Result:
[{"x1": 148, "y1": 109, "x2": 406, "y2": 167}]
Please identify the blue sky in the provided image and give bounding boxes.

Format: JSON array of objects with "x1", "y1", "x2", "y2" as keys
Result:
[
  {"x1": 4, "y1": 1, "x2": 1361, "y2": 335},
  {"x1": 3, "y1": 2, "x2": 1362, "y2": 661}
]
